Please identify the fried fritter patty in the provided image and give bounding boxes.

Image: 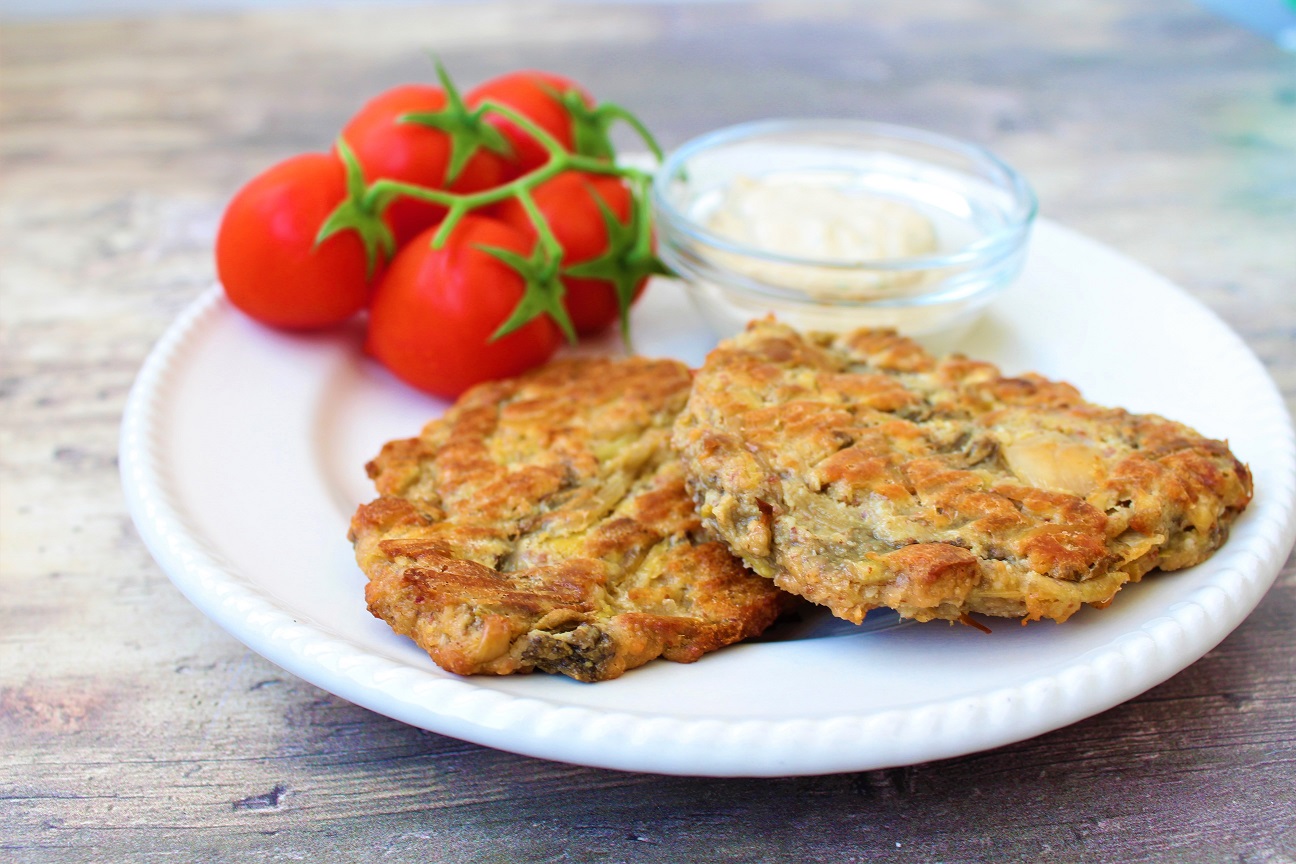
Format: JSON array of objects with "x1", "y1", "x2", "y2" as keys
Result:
[
  {"x1": 349, "y1": 356, "x2": 788, "y2": 682},
  {"x1": 673, "y1": 320, "x2": 1253, "y2": 624}
]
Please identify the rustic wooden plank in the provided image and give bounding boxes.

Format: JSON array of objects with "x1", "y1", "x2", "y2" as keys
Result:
[{"x1": 2, "y1": 2, "x2": 1293, "y2": 862}]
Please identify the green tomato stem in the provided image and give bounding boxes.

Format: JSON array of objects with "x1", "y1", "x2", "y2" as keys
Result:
[
  {"x1": 316, "y1": 138, "x2": 395, "y2": 280},
  {"x1": 512, "y1": 186, "x2": 564, "y2": 266},
  {"x1": 594, "y1": 101, "x2": 665, "y2": 163}
]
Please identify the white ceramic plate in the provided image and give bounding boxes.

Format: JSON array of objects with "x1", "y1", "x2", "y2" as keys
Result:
[{"x1": 120, "y1": 219, "x2": 1296, "y2": 777}]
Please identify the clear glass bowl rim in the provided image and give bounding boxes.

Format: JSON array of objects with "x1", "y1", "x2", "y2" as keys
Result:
[{"x1": 651, "y1": 118, "x2": 1039, "y2": 272}]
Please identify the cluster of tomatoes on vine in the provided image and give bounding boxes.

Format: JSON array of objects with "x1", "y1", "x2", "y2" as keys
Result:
[{"x1": 216, "y1": 63, "x2": 668, "y2": 398}]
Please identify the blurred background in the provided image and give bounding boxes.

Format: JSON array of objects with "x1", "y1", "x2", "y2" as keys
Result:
[{"x1": 1, "y1": 0, "x2": 1294, "y2": 50}]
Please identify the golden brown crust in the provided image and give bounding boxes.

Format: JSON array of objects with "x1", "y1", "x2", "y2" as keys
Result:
[
  {"x1": 350, "y1": 357, "x2": 788, "y2": 682},
  {"x1": 672, "y1": 319, "x2": 1253, "y2": 624}
]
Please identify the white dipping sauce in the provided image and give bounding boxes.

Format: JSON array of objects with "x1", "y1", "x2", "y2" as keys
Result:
[{"x1": 703, "y1": 172, "x2": 939, "y2": 300}]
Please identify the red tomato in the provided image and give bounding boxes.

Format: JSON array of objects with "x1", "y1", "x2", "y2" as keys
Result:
[
  {"x1": 216, "y1": 152, "x2": 374, "y2": 330},
  {"x1": 466, "y1": 71, "x2": 597, "y2": 178},
  {"x1": 494, "y1": 171, "x2": 647, "y2": 336},
  {"x1": 366, "y1": 215, "x2": 563, "y2": 398},
  {"x1": 340, "y1": 84, "x2": 509, "y2": 245}
]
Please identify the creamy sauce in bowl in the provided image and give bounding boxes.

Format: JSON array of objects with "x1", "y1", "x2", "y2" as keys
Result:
[{"x1": 705, "y1": 172, "x2": 939, "y2": 300}]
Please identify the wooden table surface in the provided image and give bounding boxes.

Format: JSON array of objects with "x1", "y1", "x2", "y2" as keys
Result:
[{"x1": 3, "y1": 2, "x2": 1294, "y2": 861}]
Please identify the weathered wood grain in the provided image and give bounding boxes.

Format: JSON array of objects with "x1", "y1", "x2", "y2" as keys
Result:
[{"x1": 2, "y1": 2, "x2": 1293, "y2": 862}]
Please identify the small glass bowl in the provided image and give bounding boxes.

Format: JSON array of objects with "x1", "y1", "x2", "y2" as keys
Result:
[{"x1": 651, "y1": 119, "x2": 1037, "y2": 350}]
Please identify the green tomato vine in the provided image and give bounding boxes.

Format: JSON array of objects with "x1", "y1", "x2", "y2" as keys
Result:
[{"x1": 317, "y1": 62, "x2": 669, "y2": 347}]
